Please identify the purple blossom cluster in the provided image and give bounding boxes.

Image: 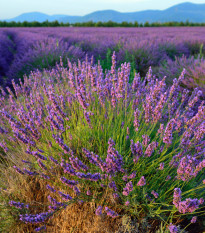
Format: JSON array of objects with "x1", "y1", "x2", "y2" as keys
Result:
[
  {"x1": 9, "y1": 200, "x2": 29, "y2": 209},
  {"x1": 176, "y1": 155, "x2": 199, "y2": 181},
  {"x1": 52, "y1": 134, "x2": 70, "y2": 154},
  {"x1": 60, "y1": 177, "x2": 79, "y2": 187},
  {"x1": 130, "y1": 140, "x2": 143, "y2": 163},
  {"x1": 48, "y1": 195, "x2": 67, "y2": 210},
  {"x1": 104, "y1": 207, "x2": 118, "y2": 218},
  {"x1": 122, "y1": 181, "x2": 133, "y2": 196},
  {"x1": 106, "y1": 138, "x2": 124, "y2": 174},
  {"x1": 137, "y1": 176, "x2": 146, "y2": 186},
  {"x1": 173, "y1": 188, "x2": 204, "y2": 214},
  {"x1": 151, "y1": 190, "x2": 159, "y2": 199},
  {"x1": 19, "y1": 211, "x2": 54, "y2": 224},
  {"x1": 168, "y1": 224, "x2": 178, "y2": 233},
  {"x1": 34, "y1": 225, "x2": 46, "y2": 232},
  {"x1": 95, "y1": 206, "x2": 103, "y2": 216},
  {"x1": 76, "y1": 172, "x2": 101, "y2": 181}
]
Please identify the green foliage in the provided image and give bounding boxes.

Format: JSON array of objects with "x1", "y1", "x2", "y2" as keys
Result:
[{"x1": 1, "y1": 20, "x2": 205, "y2": 27}]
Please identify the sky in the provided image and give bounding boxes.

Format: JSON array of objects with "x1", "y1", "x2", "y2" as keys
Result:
[{"x1": 0, "y1": 0, "x2": 205, "y2": 20}]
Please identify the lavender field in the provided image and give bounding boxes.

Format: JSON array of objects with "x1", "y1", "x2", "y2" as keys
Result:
[{"x1": 0, "y1": 27, "x2": 205, "y2": 233}]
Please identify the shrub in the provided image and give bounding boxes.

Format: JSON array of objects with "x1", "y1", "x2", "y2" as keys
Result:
[
  {"x1": 5, "y1": 38, "x2": 85, "y2": 88},
  {"x1": 157, "y1": 55, "x2": 205, "y2": 93},
  {"x1": 0, "y1": 53, "x2": 204, "y2": 232}
]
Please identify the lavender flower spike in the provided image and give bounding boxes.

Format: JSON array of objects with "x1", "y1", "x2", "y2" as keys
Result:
[
  {"x1": 105, "y1": 207, "x2": 118, "y2": 218},
  {"x1": 9, "y1": 200, "x2": 29, "y2": 209},
  {"x1": 123, "y1": 181, "x2": 133, "y2": 196},
  {"x1": 191, "y1": 216, "x2": 197, "y2": 223},
  {"x1": 35, "y1": 225, "x2": 46, "y2": 232},
  {"x1": 95, "y1": 206, "x2": 103, "y2": 216},
  {"x1": 137, "y1": 176, "x2": 146, "y2": 186},
  {"x1": 168, "y1": 224, "x2": 178, "y2": 233}
]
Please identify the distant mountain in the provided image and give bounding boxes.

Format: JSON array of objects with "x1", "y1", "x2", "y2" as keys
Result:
[
  {"x1": 6, "y1": 12, "x2": 70, "y2": 23},
  {"x1": 4, "y1": 2, "x2": 205, "y2": 23}
]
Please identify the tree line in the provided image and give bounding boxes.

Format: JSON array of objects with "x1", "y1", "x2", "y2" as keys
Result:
[{"x1": 0, "y1": 20, "x2": 205, "y2": 27}]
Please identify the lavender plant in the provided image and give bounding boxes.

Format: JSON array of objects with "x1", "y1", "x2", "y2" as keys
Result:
[
  {"x1": 157, "y1": 55, "x2": 205, "y2": 93},
  {"x1": 0, "y1": 53, "x2": 204, "y2": 232}
]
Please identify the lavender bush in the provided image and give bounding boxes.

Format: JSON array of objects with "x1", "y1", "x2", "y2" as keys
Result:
[
  {"x1": 0, "y1": 31, "x2": 16, "y2": 86},
  {"x1": 157, "y1": 55, "x2": 205, "y2": 93},
  {"x1": 0, "y1": 52, "x2": 204, "y2": 232},
  {"x1": 5, "y1": 37, "x2": 85, "y2": 88}
]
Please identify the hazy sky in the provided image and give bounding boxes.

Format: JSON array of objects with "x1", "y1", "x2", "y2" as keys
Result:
[{"x1": 1, "y1": 0, "x2": 205, "y2": 20}]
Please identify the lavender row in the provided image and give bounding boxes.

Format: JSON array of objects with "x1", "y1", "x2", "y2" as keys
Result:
[{"x1": 0, "y1": 27, "x2": 205, "y2": 91}]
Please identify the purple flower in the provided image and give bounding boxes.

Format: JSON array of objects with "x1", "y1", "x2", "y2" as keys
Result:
[
  {"x1": 166, "y1": 175, "x2": 171, "y2": 181},
  {"x1": 173, "y1": 188, "x2": 182, "y2": 208},
  {"x1": 137, "y1": 176, "x2": 146, "y2": 186},
  {"x1": 151, "y1": 190, "x2": 159, "y2": 199},
  {"x1": 159, "y1": 163, "x2": 164, "y2": 170},
  {"x1": 69, "y1": 154, "x2": 89, "y2": 171},
  {"x1": 23, "y1": 168, "x2": 38, "y2": 176},
  {"x1": 60, "y1": 177, "x2": 79, "y2": 187},
  {"x1": 157, "y1": 124, "x2": 164, "y2": 136},
  {"x1": 0, "y1": 141, "x2": 8, "y2": 152},
  {"x1": 168, "y1": 224, "x2": 178, "y2": 233},
  {"x1": 9, "y1": 200, "x2": 29, "y2": 209},
  {"x1": 76, "y1": 172, "x2": 101, "y2": 181},
  {"x1": 142, "y1": 135, "x2": 150, "y2": 147},
  {"x1": 128, "y1": 172, "x2": 136, "y2": 179},
  {"x1": 130, "y1": 140, "x2": 143, "y2": 163},
  {"x1": 111, "y1": 87, "x2": 117, "y2": 108},
  {"x1": 49, "y1": 156, "x2": 59, "y2": 165},
  {"x1": 106, "y1": 138, "x2": 124, "y2": 174},
  {"x1": 32, "y1": 151, "x2": 47, "y2": 161},
  {"x1": 53, "y1": 134, "x2": 70, "y2": 153},
  {"x1": 177, "y1": 155, "x2": 199, "y2": 181},
  {"x1": 108, "y1": 181, "x2": 118, "y2": 191},
  {"x1": 95, "y1": 206, "x2": 103, "y2": 216},
  {"x1": 163, "y1": 119, "x2": 175, "y2": 145},
  {"x1": 73, "y1": 186, "x2": 80, "y2": 196},
  {"x1": 84, "y1": 111, "x2": 91, "y2": 125},
  {"x1": 178, "y1": 198, "x2": 200, "y2": 214},
  {"x1": 125, "y1": 201, "x2": 130, "y2": 206},
  {"x1": 133, "y1": 109, "x2": 140, "y2": 131},
  {"x1": 86, "y1": 190, "x2": 92, "y2": 196},
  {"x1": 35, "y1": 225, "x2": 46, "y2": 232},
  {"x1": 113, "y1": 193, "x2": 119, "y2": 199},
  {"x1": 20, "y1": 211, "x2": 53, "y2": 224},
  {"x1": 46, "y1": 185, "x2": 56, "y2": 193},
  {"x1": 77, "y1": 88, "x2": 89, "y2": 110},
  {"x1": 21, "y1": 160, "x2": 32, "y2": 164},
  {"x1": 58, "y1": 191, "x2": 72, "y2": 200},
  {"x1": 123, "y1": 181, "x2": 133, "y2": 196},
  {"x1": 41, "y1": 173, "x2": 50, "y2": 180},
  {"x1": 48, "y1": 195, "x2": 65, "y2": 209},
  {"x1": 191, "y1": 216, "x2": 197, "y2": 223},
  {"x1": 37, "y1": 159, "x2": 47, "y2": 170},
  {"x1": 144, "y1": 141, "x2": 157, "y2": 157},
  {"x1": 13, "y1": 166, "x2": 24, "y2": 175},
  {"x1": 105, "y1": 207, "x2": 118, "y2": 218},
  {"x1": 199, "y1": 198, "x2": 204, "y2": 205}
]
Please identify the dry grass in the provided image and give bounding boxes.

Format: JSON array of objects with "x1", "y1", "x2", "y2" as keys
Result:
[
  {"x1": 0, "y1": 169, "x2": 132, "y2": 233},
  {"x1": 0, "y1": 153, "x2": 140, "y2": 233}
]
